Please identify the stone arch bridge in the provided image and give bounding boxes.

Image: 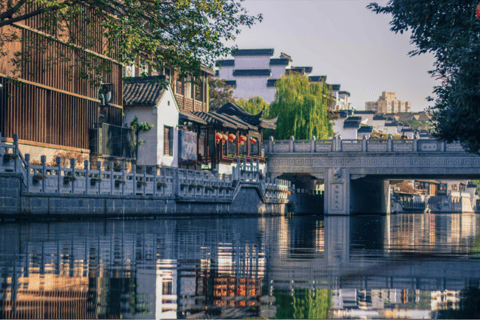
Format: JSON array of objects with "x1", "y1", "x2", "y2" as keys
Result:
[{"x1": 263, "y1": 136, "x2": 480, "y2": 215}]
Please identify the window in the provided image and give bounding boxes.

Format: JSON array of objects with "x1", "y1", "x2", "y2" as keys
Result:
[
  {"x1": 195, "y1": 80, "x2": 203, "y2": 101},
  {"x1": 175, "y1": 77, "x2": 184, "y2": 95},
  {"x1": 164, "y1": 126, "x2": 174, "y2": 156}
]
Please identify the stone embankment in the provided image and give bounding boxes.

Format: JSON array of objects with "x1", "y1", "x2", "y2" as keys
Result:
[{"x1": 0, "y1": 134, "x2": 292, "y2": 219}]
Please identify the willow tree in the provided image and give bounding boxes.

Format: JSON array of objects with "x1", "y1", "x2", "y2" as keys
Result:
[
  {"x1": 269, "y1": 73, "x2": 333, "y2": 140},
  {"x1": 237, "y1": 95, "x2": 270, "y2": 115}
]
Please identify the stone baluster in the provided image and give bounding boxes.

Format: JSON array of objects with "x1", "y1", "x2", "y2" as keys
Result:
[
  {"x1": 153, "y1": 165, "x2": 157, "y2": 197},
  {"x1": 236, "y1": 157, "x2": 241, "y2": 180},
  {"x1": 56, "y1": 157, "x2": 62, "y2": 193},
  {"x1": 84, "y1": 160, "x2": 89, "y2": 194},
  {"x1": 143, "y1": 166, "x2": 147, "y2": 196},
  {"x1": 440, "y1": 141, "x2": 445, "y2": 152},
  {"x1": 311, "y1": 135, "x2": 316, "y2": 152},
  {"x1": 13, "y1": 134, "x2": 19, "y2": 172},
  {"x1": 122, "y1": 163, "x2": 126, "y2": 196},
  {"x1": 71, "y1": 159, "x2": 76, "y2": 194},
  {"x1": 269, "y1": 136, "x2": 274, "y2": 154},
  {"x1": 413, "y1": 135, "x2": 418, "y2": 152},
  {"x1": 109, "y1": 162, "x2": 114, "y2": 195},
  {"x1": 132, "y1": 164, "x2": 137, "y2": 195},
  {"x1": 162, "y1": 167, "x2": 167, "y2": 196},
  {"x1": 387, "y1": 135, "x2": 392, "y2": 152},
  {"x1": 97, "y1": 161, "x2": 102, "y2": 194},
  {"x1": 41, "y1": 155, "x2": 46, "y2": 193},
  {"x1": 289, "y1": 136, "x2": 295, "y2": 153},
  {"x1": 338, "y1": 134, "x2": 343, "y2": 152},
  {"x1": 363, "y1": 135, "x2": 367, "y2": 152},
  {"x1": 332, "y1": 135, "x2": 337, "y2": 152},
  {"x1": 214, "y1": 171, "x2": 219, "y2": 197},
  {"x1": 25, "y1": 153, "x2": 30, "y2": 192},
  {"x1": 193, "y1": 170, "x2": 197, "y2": 197}
]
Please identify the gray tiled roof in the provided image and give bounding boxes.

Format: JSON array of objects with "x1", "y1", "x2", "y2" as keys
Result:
[
  {"x1": 123, "y1": 76, "x2": 167, "y2": 107},
  {"x1": 338, "y1": 91, "x2": 350, "y2": 96},
  {"x1": 331, "y1": 84, "x2": 341, "y2": 91},
  {"x1": 224, "y1": 80, "x2": 236, "y2": 87},
  {"x1": 358, "y1": 126, "x2": 373, "y2": 133},
  {"x1": 216, "y1": 102, "x2": 278, "y2": 130},
  {"x1": 233, "y1": 69, "x2": 271, "y2": 77},
  {"x1": 343, "y1": 120, "x2": 361, "y2": 129},
  {"x1": 216, "y1": 59, "x2": 235, "y2": 67},
  {"x1": 267, "y1": 79, "x2": 278, "y2": 87},
  {"x1": 373, "y1": 115, "x2": 386, "y2": 120},
  {"x1": 232, "y1": 48, "x2": 274, "y2": 56},
  {"x1": 354, "y1": 110, "x2": 376, "y2": 114},
  {"x1": 308, "y1": 75, "x2": 327, "y2": 82},
  {"x1": 270, "y1": 58, "x2": 290, "y2": 66}
]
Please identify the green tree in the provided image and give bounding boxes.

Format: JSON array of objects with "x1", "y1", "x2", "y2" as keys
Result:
[
  {"x1": 268, "y1": 73, "x2": 334, "y2": 140},
  {"x1": 208, "y1": 77, "x2": 237, "y2": 111},
  {"x1": 0, "y1": 0, "x2": 262, "y2": 87},
  {"x1": 237, "y1": 95, "x2": 270, "y2": 115},
  {"x1": 368, "y1": 0, "x2": 480, "y2": 153}
]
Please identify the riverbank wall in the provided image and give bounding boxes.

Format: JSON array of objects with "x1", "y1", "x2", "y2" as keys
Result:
[{"x1": 0, "y1": 135, "x2": 291, "y2": 219}]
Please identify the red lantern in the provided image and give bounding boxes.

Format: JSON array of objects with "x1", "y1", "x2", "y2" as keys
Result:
[
  {"x1": 216, "y1": 139, "x2": 220, "y2": 144},
  {"x1": 239, "y1": 135, "x2": 246, "y2": 142},
  {"x1": 215, "y1": 132, "x2": 222, "y2": 140},
  {"x1": 477, "y1": 3, "x2": 480, "y2": 18},
  {"x1": 228, "y1": 133, "x2": 236, "y2": 140},
  {"x1": 250, "y1": 137, "x2": 256, "y2": 144},
  {"x1": 222, "y1": 134, "x2": 228, "y2": 141}
]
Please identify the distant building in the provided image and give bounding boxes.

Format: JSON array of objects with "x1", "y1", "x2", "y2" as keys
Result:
[
  {"x1": 215, "y1": 48, "x2": 336, "y2": 103},
  {"x1": 365, "y1": 91, "x2": 412, "y2": 114},
  {"x1": 330, "y1": 84, "x2": 351, "y2": 110}
]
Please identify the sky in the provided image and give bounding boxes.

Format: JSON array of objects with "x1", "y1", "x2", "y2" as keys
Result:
[{"x1": 222, "y1": 0, "x2": 439, "y2": 112}]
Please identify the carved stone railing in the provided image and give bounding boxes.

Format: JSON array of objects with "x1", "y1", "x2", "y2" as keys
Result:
[
  {"x1": 0, "y1": 132, "x2": 292, "y2": 203},
  {"x1": 262, "y1": 135, "x2": 464, "y2": 154}
]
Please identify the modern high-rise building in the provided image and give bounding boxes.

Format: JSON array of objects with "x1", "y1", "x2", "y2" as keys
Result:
[{"x1": 365, "y1": 91, "x2": 412, "y2": 114}]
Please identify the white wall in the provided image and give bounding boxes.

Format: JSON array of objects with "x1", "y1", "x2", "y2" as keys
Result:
[
  {"x1": 124, "y1": 106, "x2": 158, "y2": 165},
  {"x1": 217, "y1": 66, "x2": 235, "y2": 81},
  {"x1": 341, "y1": 128, "x2": 358, "y2": 140},
  {"x1": 123, "y1": 87, "x2": 179, "y2": 167},
  {"x1": 271, "y1": 65, "x2": 289, "y2": 78},
  {"x1": 234, "y1": 56, "x2": 271, "y2": 69},
  {"x1": 332, "y1": 118, "x2": 345, "y2": 136},
  {"x1": 235, "y1": 77, "x2": 275, "y2": 102},
  {"x1": 156, "y1": 89, "x2": 179, "y2": 167}
]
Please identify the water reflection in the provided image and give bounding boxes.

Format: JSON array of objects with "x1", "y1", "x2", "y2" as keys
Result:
[{"x1": 0, "y1": 213, "x2": 479, "y2": 319}]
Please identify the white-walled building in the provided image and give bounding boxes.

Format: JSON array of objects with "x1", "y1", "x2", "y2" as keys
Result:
[
  {"x1": 123, "y1": 76, "x2": 179, "y2": 167},
  {"x1": 215, "y1": 48, "x2": 336, "y2": 103}
]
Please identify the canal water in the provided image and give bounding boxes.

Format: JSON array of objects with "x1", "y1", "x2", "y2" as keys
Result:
[{"x1": 1, "y1": 213, "x2": 480, "y2": 319}]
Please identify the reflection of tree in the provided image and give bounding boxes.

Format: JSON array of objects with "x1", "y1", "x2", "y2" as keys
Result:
[
  {"x1": 275, "y1": 289, "x2": 331, "y2": 319},
  {"x1": 437, "y1": 281, "x2": 480, "y2": 319}
]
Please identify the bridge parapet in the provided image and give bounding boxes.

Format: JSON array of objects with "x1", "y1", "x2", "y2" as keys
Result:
[{"x1": 262, "y1": 135, "x2": 464, "y2": 154}]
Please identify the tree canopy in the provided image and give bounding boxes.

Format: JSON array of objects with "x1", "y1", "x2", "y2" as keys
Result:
[
  {"x1": 236, "y1": 95, "x2": 270, "y2": 116},
  {"x1": 268, "y1": 73, "x2": 333, "y2": 140},
  {"x1": 0, "y1": 0, "x2": 261, "y2": 87},
  {"x1": 208, "y1": 77, "x2": 236, "y2": 111},
  {"x1": 368, "y1": 0, "x2": 480, "y2": 153}
]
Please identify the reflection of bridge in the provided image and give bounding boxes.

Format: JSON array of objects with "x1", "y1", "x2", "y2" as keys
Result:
[{"x1": 263, "y1": 136, "x2": 480, "y2": 214}]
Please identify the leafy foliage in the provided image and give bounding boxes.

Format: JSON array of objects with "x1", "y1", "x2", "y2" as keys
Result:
[
  {"x1": 268, "y1": 73, "x2": 333, "y2": 140},
  {"x1": 208, "y1": 77, "x2": 236, "y2": 111},
  {"x1": 129, "y1": 115, "x2": 154, "y2": 146},
  {"x1": 236, "y1": 95, "x2": 270, "y2": 116},
  {"x1": 402, "y1": 119, "x2": 431, "y2": 131},
  {"x1": 367, "y1": 0, "x2": 480, "y2": 153},
  {"x1": 275, "y1": 289, "x2": 331, "y2": 319},
  {"x1": 0, "y1": 0, "x2": 262, "y2": 88}
]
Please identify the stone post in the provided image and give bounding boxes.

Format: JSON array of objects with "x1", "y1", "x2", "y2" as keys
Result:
[
  {"x1": 13, "y1": 134, "x2": 19, "y2": 172},
  {"x1": 324, "y1": 167, "x2": 350, "y2": 215},
  {"x1": 143, "y1": 165, "x2": 147, "y2": 196},
  {"x1": 41, "y1": 155, "x2": 46, "y2": 193},
  {"x1": 132, "y1": 164, "x2": 137, "y2": 196},
  {"x1": 362, "y1": 135, "x2": 367, "y2": 152},
  {"x1": 97, "y1": 161, "x2": 102, "y2": 194},
  {"x1": 269, "y1": 136, "x2": 274, "y2": 154},
  {"x1": 84, "y1": 160, "x2": 89, "y2": 194},
  {"x1": 25, "y1": 153, "x2": 30, "y2": 192},
  {"x1": 56, "y1": 157, "x2": 62, "y2": 193},
  {"x1": 162, "y1": 166, "x2": 167, "y2": 196},
  {"x1": 338, "y1": 135, "x2": 342, "y2": 152},
  {"x1": 440, "y1": 141, "x2": 445, "y2": 152},
  {"x1": 152, "y1": 164, "x2": 157, "y2": 197},
  {"x1": 413, "y1": 135, "x2": 418, "y2": 152},
  {"x1": 387, "y1": 135, "x2": 392, "y2": 152},
  {"x1": 71, "y1": 158, "x2": 76, "y2": 194},
  {"x1": 173, "y1": 167, "x2": 179, "y2": 198},
  {"x1": 311, "y1": 135, "x2": 316, "y2": 153},
  {"x1": 332, "y1": 135, "x2": 337, "y2": 152},
  {"x1": 289, "y1": 136, "x2": 295, "y2": 153},
  {"x1": 122, "y1": 163, "x2": 126, "y2": 196},
  {"x1": 110, "y1": 161, "x2": 114, "y2": 195}
]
